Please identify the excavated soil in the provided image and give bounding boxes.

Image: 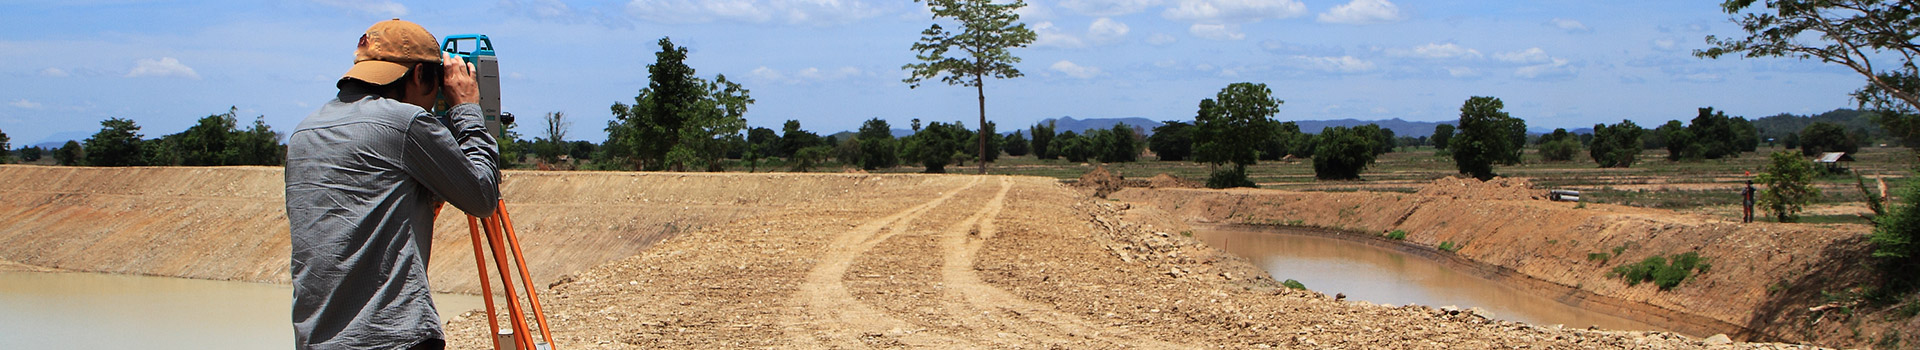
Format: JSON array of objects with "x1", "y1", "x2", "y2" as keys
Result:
[
  {"x1": 0, "y1": 166, "x2": 1842, "y2": 348},
  {"x1": 1111, "y1": 176, "x2": 1888, "y2": 348}
]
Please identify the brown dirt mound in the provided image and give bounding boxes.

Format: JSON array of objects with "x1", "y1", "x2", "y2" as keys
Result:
[
  {"x1": 1074, "y1": 165, "x2": 1126, "y2": 197},
  {"x1": 1147, "y1": 173, "x2": 1202, "y2": 189},
  {"x1": 1414, "y1": 176, "x2": 1546, "y2": 201}
]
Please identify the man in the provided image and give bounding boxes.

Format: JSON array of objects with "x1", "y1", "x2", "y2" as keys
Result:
[
  {"x1": 1743, "y1": 180, "x2": 1757, "y2": 223},
  {"x1": 286, "y1": 19, "x2": 500, "y2": 350}
]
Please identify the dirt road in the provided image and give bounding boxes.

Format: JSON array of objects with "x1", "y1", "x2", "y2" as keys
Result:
[{"x1": 444, "y1": 175, "x2": 1796, "y2": 349}]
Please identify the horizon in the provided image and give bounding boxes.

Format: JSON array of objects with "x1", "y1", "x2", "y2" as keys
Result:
[{"x1": 0, "y1": 0, "x2": 1874, "y2": 146}]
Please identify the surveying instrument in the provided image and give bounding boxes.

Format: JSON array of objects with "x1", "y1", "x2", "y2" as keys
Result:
[{"x1": 442, "y1": 34, "x2": 556, "y2": 350}]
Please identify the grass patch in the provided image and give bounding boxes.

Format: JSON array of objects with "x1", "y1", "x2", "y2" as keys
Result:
[
  {"x1": 1385, "y1": 230, "x2": 1407, "y2": 240},
  {"x1": 1609, "y1": 252, "x2": 1708, "y2": 290},
  {"x1": 1587, "y1": 252, "x2": 1610, "y2": 263},
  {"x1": 1438, "y1": 241, "x2": 1462, "y2": 252},
  {"x1": 1282, "y1": 279, "x2": 1307, "y2": 290}
]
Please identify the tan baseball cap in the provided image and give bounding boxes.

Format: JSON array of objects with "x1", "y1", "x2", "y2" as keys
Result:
[{"x1": 342, "y1": 19, "x2": 441, "y2": 85}]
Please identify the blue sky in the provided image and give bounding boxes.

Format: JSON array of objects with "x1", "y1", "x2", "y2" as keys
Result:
[{"x1": 0, "y1": 0, "x2": 1870, "y2": 146}]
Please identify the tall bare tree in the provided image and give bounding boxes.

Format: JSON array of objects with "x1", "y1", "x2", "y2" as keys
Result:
[
  {"x1": 544, "y1": 111, "x2": 569, "y2": 145},
  {"x1": 903, "y1": 0, "x2": 1037, "y2": 174}
]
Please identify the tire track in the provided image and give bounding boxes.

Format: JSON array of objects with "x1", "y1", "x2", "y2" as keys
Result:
[
  {"x1": 784, "y1": 177, "x2": 981, "y2": 348},
  {"x1": 936, "y1": 177, "x2": 1192, "y2": 349}
]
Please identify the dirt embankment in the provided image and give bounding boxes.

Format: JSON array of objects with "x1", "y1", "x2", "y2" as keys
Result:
[
  {"x1": 0, "y1": 165, "x2": 882, "y2": 294},
  {"x1": 1109, "y1": 177, "x2": 1882, "y2": 346},
  {"x1": 444, "y1": 174, "x2": 1790, "y2": 349}
]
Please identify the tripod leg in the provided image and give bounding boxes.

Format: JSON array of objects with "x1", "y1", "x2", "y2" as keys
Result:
[
  {"x1": 497, "y1": 201, "x2": 557, "y2": 347},
  {"x1": 466, "y1": 215, "x2": 503, "y2": 350},
  {"x1": 483, "y1": 215, "x2": 536, "y2": 350}
]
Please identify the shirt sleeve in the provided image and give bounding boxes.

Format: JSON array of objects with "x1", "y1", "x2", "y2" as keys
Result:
[{"x1": 403, "y1": 103, "x2": 501, "y2": 216}]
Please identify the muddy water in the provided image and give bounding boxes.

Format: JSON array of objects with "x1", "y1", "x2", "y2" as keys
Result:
[
  {"x1": 0, "y1": 271, "x2": 484, "y2": 349},
  {"x1": 1196, "y1": 227, "x2": 1665, "y2": 333}
]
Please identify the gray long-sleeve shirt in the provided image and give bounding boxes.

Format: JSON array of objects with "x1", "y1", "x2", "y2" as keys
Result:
[{"x1": 286, "y1": 84, "x2": 500, "y2": 350}]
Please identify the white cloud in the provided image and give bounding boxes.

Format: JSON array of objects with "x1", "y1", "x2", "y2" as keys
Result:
[
  {"x1": 1088, "y1": 18, "x2": 1130, "y2": 41},
  {"x1": 626, "y1": 0, "x2": 882, "y2": 25},
  {"x1": 748, "y1": 65, "x2": 864, "y2": 84},
  {"x1": 1445, "y1": 66, "x2": 1478, "y2": 78},
  {"x1": 1318, "y1": 0, "x2": 1404, "y2": 24},
  {"x1": 313, "y1": 0, "x2": 407, "y2": 17},
  {"x1": 1392, "y1": 43, "x2": 1481, "y2": 59},
  {"x1": 1189, "y1": 23, "x2": 1244, "y2": 40},
  {"x1": 1515, "y1": 58, "x2": 1572, "y2": 79},
  {"x1": 1146, "y1": 33, "x2": 1176, "y2": 45},
  {"x1": 10, "y1": 99, "x2": 43, "y2": 109},
  {"x1": 1163, "y1": 0, "x2": 1305, "y2": 24},
  {"x1": 1493, "y1": 47, "x2": 1551, "y2": 64},
  {"x1": 1298, "y1": 55, "x2": 1375, "y2": 73},
  {"x1": 750, "y1": 66, "x2": 785, "y2": 81},
  {"x1": 1037, "y1": 18, "x2": 1131, "y2": 48},
  {"x1": 1050, "y1": 60, "x2": 1104, "y2": 79},
  {"x1": 1032, "y1": 22, "x2": 1087, "y2": 48},
  {"x1": 1550, "y1": 18, "x2": 1590, "y2": 33},
  {"x1": 1653, "y1": 38, "x2": 1677, "y2": 50},
  {"x1": 1060, "y1": 0, "x2": 1161, "y2": 16},
  {"x1": 39, "y1": 67, "x2": 68, "y2": 77},
  {"x1": 126, "y1": 57, "x2": 200, "y2": 79},
  {"x1": 1683, "y1": 73, "x2": 1724, "y2": 82}
]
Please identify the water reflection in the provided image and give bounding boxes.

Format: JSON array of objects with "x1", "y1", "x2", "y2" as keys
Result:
[
  {"x1": 0, "y1": 271, "x2": 483, "y2": 350},
  {"x1": 1196, "y1": 227, "x2": 1663, "y2": 333}
]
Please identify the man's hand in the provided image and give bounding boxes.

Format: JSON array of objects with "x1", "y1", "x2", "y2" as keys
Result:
[{"x1": 441, "y1": 52, "x2": 480, "y2": 106}]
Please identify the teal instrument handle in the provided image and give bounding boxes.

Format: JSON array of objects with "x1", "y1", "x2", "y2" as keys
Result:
[{"x1": 442, "y1": 34, "x2": 495, "y2": 63}]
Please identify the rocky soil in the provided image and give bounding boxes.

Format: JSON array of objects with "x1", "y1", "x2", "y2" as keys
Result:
[{"x1": 444, "y1": 175, "x2": 1819, "y2": 349}]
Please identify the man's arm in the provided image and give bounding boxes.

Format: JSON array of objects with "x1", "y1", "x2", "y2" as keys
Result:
[{"x1": 405, "y1": 103, "x2": 500, "y2": 216}]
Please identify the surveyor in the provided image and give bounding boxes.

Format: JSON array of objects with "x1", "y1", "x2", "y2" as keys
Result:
[
  {"x1": 1742, "y1": 180, "x2": 1757, "y2": 223},
  {"x1": 285, "y1": 19, "x2": 500, "y2": 350}
]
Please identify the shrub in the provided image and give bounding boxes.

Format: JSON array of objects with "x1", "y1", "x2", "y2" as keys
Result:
[
  {"x1": 1872, "y1": 173, "x2": 1920, "y2": 286},
  {"x1": 1438, "y1": 241, "x2": 1461, "y2": 252},
  {"x1": 1587, "y1": 252, "x2": 1610, "y2": 262},
  {"x1": 1611, "y1": 252, "x2": 1709, "y2": 290},
  {"x1": 1206, "y1": 165, "x2": 1257, "y2": 189},
  {"x1": 1282, "y1": 279, "x2": 1307, "y2": 290},
  {"x1": 1385, "y1": 230, "x2": 1408, "y2": 240},
  {"x1": 1758, "y1": 151, "x2": 1820, "y2": 222}
]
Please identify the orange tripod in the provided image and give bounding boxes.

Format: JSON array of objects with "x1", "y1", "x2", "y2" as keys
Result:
[{"x1": 464, "y1": 200, "x2": 557, "y2": 350}]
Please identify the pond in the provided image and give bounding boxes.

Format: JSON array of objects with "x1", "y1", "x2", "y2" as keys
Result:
[
  {"x1": 0, "y1": 271, "x2": 484, "y2": 349},
  {"x1": 1194, "y1": 226, "x2": 1664, "y2": 333}
]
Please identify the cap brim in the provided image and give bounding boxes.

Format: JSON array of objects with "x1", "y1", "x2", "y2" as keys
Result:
[{"x1": 342, "y1": 60, "x2": 411, "y2": 85}]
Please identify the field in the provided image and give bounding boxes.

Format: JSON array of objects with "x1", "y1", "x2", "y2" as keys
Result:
[{"x1": 835, "y1": 145, "x2": 1915, "y2": 225}]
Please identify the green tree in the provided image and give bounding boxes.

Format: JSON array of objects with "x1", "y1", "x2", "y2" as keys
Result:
[
  {"x1": 1540, "y1": 138, "x2": 1581, "y2": 162},
  {"x1": 1450, "y1": 96, "x2": 1525, "y2": 180},
  {"x1": 903, "y1": 121, "x2": 968, "y2": 173},
  {"x1": 0, "y1": 128, "x2": 9, "y2": 163},
  {"x1": 532, "y1": 111, "x2": 571, "y2": 164},
  {"x1": 1432, "y1": 123, "x2": 1455, "y2": 150},
  {"x1": 1656, "y1": 120, "x2": 1696, "y2": 161},
  {"x1": 1871, "y1": 174, "x2": 1920, "y2": 280},
  {"x1": 1699, "y1": 0, "x2": 1920, "y2": 149},
  {"x1": 1004, "y1": 130, "x2": 1030, "y2": 157},
  {"x1": 607, "y1": 38, "x2": 750, "y2": 172},
  {"x1": 1094, "y1": 123, "x2": 1137, "y2": 163},
  {"x1": 967, "y1": 121, "x2": 1004, "y2": 163},
  {"x1": 1148, "y1": 121, "x2": 1193, "y2": 161},
  {"x1": 1055, "y1": 131, "x2": 1090, "y2": 163},
  {"x1": 1799, "y1": 122, "x2": 1859, "y2": 157},
  {"x1": 1589, "y1": 120, "x2": 1645, "y2": 168},
  {"x1": 1029, "y1": 120, "x2": 1055, "y2": 160},
  {"x1": 55, "y1": 140, "x2": 82, "y2": 165},
  {"x1": 18, "y1": 146, "x2": 42, "y2": 162},
  {"x1": 779, "y1": 120, "x2": 823, "y2": 158},
  {"x1": 904, "y1": 0, "x2": 1037, "y2": 174},
  {"x1": 1312, "y1": 126, "x2": 1379, "y2": 180},
  {"x1": 609, "y1": 37, "x2": 701, "y2": 170},
  {"x1": 84, "y1": 117, "x2": 145, "y2": 166},
  {"x1": 790, "y1": 145, "x2": 831, "y2": 172},
  {"x1": 856, "y1": 118, "x2": 900, "y2": 170},
  {"x1": 1193, "y1": 83, "x2": 1281, "y2": 188},
  {"x1": 1758, "y1": 150, "x2": 1821, "y2": 223}
]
